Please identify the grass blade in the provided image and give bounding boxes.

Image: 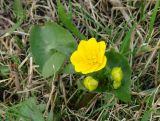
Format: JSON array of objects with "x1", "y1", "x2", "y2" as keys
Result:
[
  {"x1": 158, "y1": 50, "x2": 160, "y2": 83},
  {"x1": 14, "y1": 0, "x2": 25, "y2": 20},
  {"x1": 6, "y1": 0, "x2": 25, "y2": 34},
  {"x1": 57, "y1": 0, "x2": 85, "y2": 39},
  {"x1": 120, "y1": 27, "x2": 134, "y2": 56},
  {"x1": 146, "y1": 0, "x2": 160, "y2": 42},
  {"x1": 141, "y1": 109, "x2": 152, "y2": 121}
]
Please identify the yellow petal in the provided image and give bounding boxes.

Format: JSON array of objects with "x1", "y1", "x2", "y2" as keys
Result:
[
  {"x1": 97, "y1": 41, "x2": 106, "y2": 63},
  {"x1": 78, "y1": 40, "x2": 96, "y2": 58},
  {"x1": 70, "y1": 51, "x2": 83, "y2": 65},
  {"x1": 88, "y1": 38, "x2": 97, "y2": 42},
  {"x1": 70, "y1": 50, "x2": 91, "y2": 72},
  {"x1": 77, "y1": 40, "x2": 88, "y2": 55},
  {"x1": 81, "y1": 64, "x2": 98, "y2": 74},
  {"x1": 87, "y1": 38, "x2": 98, "y2": 56},
  {"x1": 82, "y1": 57, "x2": 106, "y2": 74},
  {"x1": 95, "y1": 56, "x2": 107, "y2": 71},
  {"x1": 75, "y1": 62, "x2": 91, "y2": 72}
]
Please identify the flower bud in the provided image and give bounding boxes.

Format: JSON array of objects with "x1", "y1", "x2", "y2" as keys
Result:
[
  {"x1": 111, "y1": 67, "x2": 123, "y2": 89},
  {"x1": 83, "y1": 76, "x2": 98, "y2": 91},
  {"x1": 111, "y1": 67, "x2": 123, "y2": 82},
  {"x1": 113, "y1": 81, "x2": 121, "y2": 89}
]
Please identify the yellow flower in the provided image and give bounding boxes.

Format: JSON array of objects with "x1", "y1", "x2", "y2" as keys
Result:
[
  {"x1": 83, "y1": 76, "x2": 98, "y2": 91},
  {"x1": 111, "y1": 67, "x2": 123, "y2": 89},
  {"x1": 70, "y1": 38, "x2": 107, "y2": 74}
]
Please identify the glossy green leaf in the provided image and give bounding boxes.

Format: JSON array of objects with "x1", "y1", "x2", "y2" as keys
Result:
[
  {"x1": 57, "y1": 0, "x2": 85, "y2": 39},
  {"x1": 106, "y1": 50, "x2": 132, "y2": 102},
  {"x1": 42, "y1": 52, "x2": 65, "y2": 78},
  {"x1": 46, "y1": 111, "x2": 53, "y2": 121},
  {"x1": 20, "y1": 97, "x2": 45, "y2": 121},
  {"x1": 30, "y1": 22, "x2": 77, "y2": 77},
  {"x1": 63, "y1": 64, "x2": 75, "y2": 74},
  {"x1": 5, "y1": 97, "x2": 47, "y2": 120}
]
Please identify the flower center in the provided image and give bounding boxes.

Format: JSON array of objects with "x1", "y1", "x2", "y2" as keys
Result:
[{"x1": 87, "y1": 56, "x2": 97, "y2": 65}]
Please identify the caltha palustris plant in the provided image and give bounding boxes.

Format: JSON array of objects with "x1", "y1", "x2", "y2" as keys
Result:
[
  {"x1": 70, "y1": 38, "x2": 131, "y2": 102},
  {"x1": 30, "y1": 21, "x2": 131, "y2": 103}
]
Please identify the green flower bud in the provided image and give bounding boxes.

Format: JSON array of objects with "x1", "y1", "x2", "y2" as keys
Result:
[
  {"x1": 111, "y1": 67, "x2": 123, "y2": 82},
  {"x1": 83, "y1": 76, "x2": 98, "y2": 91},
  {"x1": 113, "y1": 81, "x2": 121, "y2": 89},
  {"x1": 111, "y1": 67, "x2": 123, "y2": 89}
]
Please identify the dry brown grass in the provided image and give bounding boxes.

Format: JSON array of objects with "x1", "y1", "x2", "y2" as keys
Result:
[{"x1": 0, "y1": 0, "x2": 160, "y2": 120}]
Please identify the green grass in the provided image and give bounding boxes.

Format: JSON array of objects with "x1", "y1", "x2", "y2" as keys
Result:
[{"x1": 0, "y1": 0, "x2": 160, "y2": 121}]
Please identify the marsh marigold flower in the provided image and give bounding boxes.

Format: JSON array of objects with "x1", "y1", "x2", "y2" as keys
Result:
[
  {"x1": 83, "y1": 76, "x2": 98, "y2": 91},
  {"x1": 111, "y1": 67, "x2": 123, "y2": 89},
  {"x1": 70, "y1": 38, "x2": 107, "y2": 74}
]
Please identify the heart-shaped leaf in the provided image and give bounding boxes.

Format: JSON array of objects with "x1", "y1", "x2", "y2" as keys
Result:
[
  {"x1": 63, "y1": 64, "x2": 75, "y2": 74},
  {"x1": 30, "y1": 22, "x2": 77, "y2": 77},
  {"x1": 106, "y1": 50, "x2": 132, "y2": 102},
  {"x1": 42, "y1": 52, "x2": 65, "y2": 78}
]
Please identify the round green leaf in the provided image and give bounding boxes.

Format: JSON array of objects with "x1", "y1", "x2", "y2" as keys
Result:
[
  {"x1": 106, "y1": 50, "x2": 132, "y2": 102},
  {"x1": 63, "y1": 64, "x2": 75, "y2": 74},
  {"x1": 30, "y1": 22, "x2": 77, "y2": 77},
  {"x1": 42, "y1": 52, "x2": 65, "y2": 78}
]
